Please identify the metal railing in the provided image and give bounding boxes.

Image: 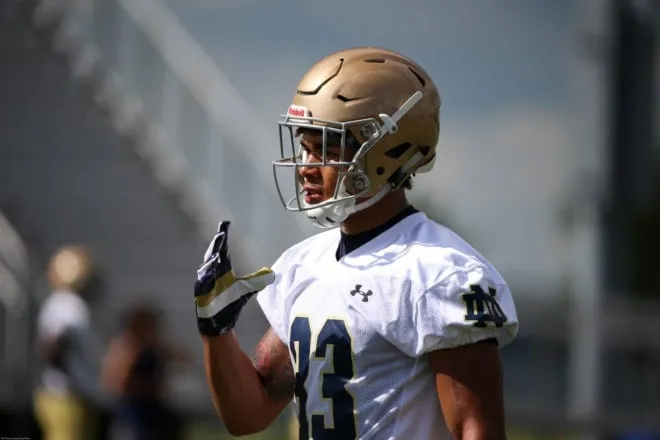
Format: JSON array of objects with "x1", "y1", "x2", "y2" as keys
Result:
[
  {"x1": 0, "y1": 211, "x2": 32, "y2": 407},
  {"x1": 28, "y1": 0, "x2": 313, "y2": 268}
]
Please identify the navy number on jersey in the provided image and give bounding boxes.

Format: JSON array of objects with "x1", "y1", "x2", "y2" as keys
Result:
[
  {"x1": 462, "y1": 285, "x2": 508, "y2": 327},
  {"x1": 290, "y1": 317, "x2": 357, "y2": 440}
]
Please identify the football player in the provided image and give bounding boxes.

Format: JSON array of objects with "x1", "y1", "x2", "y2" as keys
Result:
[
  {"x1": 35, "y1": 245, "x2": 105, "y2": 440},
  {"x1": 194, "y1": 46, "x2": 519, "y2": 439}
]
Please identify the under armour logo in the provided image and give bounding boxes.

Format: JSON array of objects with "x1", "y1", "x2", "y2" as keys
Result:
[{"x1": 350, "y1": 284, "x2": 373, "y2": 302}]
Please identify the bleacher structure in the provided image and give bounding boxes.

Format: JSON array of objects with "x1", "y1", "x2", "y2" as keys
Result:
[{"x1": 0, "y1": 0, "x2": 309, "y2": 424}]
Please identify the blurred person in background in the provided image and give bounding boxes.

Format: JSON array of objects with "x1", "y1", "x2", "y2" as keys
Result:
[
  {"x1": 101, "y1": 301, "x2": 189, "y2": 440},
  {"x1": 193, "y1": 47, "x2": 518, "y2": 439},
  {"x1": 34, "y1": 244, "x2": 106, "y2": 440}
]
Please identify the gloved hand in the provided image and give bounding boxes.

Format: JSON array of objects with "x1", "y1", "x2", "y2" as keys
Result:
[{"x1": 194, "y1": 221, "x2": 275, "y2": 336}]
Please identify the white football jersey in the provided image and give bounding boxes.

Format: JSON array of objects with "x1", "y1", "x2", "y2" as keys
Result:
[{"x1": 257, "y1": 212, "x2": 518, "y2": 440}]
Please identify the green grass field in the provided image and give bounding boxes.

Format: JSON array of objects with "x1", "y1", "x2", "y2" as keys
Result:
[
  {"x1": 182, "y1": 417, "x2": 576, "y2": 440},
  {"x1": 183, "y1": 413, "x2": 294, "y2": 440}
]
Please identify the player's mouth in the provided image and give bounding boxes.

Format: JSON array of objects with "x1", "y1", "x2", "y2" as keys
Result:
[{"x1": 303, "y1": 185, "x2": 324, "y2": 204}]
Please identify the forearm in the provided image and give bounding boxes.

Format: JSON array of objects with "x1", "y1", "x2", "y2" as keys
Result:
[
  {"x1": 202, "y1": 331, "x2": 278, "y2": 435},
  {"x1": 194, "y1": 221, "x2": 285, "y2": 434},
  {"x1": 446, "y1": 398, "x2": 506, "y2": 440},
  {"x1": 101, "y1": 345, "x2": 134, "y2": 395}
]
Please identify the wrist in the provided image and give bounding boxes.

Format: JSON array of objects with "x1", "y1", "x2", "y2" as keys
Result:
[
  {"x1": 201, "y1": 329, "x2": 235, "y2": 341},
  {"x1": 196, "y1": 295, "x2": 247, "y2": 336},
  {"x1": 197, "y1": 317, "x2": 234, "y2": 337}
]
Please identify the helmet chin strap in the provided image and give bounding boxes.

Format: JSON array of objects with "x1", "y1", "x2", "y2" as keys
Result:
[{"x1": 305, "y1": 185, "x2": 391, "y2": 229}]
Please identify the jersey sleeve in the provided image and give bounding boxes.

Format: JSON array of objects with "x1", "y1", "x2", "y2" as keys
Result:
[
  {"x1": 396, "y1": 267, "x2": 518, "y2": 357},
  {"x1": 256, "y1": 255, "x2": 290, "y2": 345}
]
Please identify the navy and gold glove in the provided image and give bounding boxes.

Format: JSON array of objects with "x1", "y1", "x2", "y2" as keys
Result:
[{"x1": 194, "y1": 221, "x2": 275, "y2": 336}]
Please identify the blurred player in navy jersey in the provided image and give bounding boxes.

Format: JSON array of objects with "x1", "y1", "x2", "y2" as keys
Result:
[{"x1": 102, "y1": 302, "x2": 189, "y2": 440}]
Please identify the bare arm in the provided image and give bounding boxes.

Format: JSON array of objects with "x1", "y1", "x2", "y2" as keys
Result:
[
  {"x1": 429, "y1": 340, "x2": 507, "y2": 440},
  {"x1": 100, "y1": 337, "x2": 135, "y2": 395},
  {"x1": 202, "y1": 327, "x2": 294, "y2": 436}
]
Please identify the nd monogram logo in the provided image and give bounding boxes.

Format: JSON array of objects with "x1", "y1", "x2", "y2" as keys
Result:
[
  {"x1": 462, "y1": 285, "x2": 508, "y2": 328},
  {"x1": 350, "y1": 284, "x2": 373, "y2": 302}
]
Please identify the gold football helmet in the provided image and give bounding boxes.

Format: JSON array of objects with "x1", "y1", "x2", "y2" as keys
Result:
[
  {"x1": 48, "y1": 245, "x2": 95, "y2": 293},
  {"x1": 273, "y1": 46, "x2": 441, "y2": 228}
]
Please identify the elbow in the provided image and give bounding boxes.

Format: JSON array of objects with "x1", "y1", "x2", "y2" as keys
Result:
[
  {"x1": 449, "y1": 422, "x2": 506, "y2": 440},
  {"x1": 225, "y1": 426, "x2": 257, "y2": 437},
  {"x1": 217, "y1": 406, "x2": 271, "y2": 437},
  {"x1": 223, "y1": 419, "x2": 268, "y2": 437}
]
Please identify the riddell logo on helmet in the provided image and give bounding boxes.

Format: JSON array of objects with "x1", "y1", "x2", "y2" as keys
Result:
[{"x1": 288, "y1": 105, "x2": 309, "y2": 118}]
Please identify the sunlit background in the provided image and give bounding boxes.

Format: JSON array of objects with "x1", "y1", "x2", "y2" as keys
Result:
[{"x1": 0, "y1": 0, "x2": 658, "y2": 438}]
